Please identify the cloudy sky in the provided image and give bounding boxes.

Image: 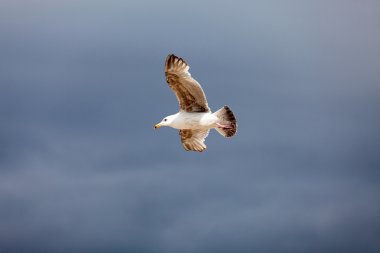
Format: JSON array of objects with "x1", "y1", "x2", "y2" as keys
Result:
[{"x1": 1, "y1": 0, "x2": 379, "y2": 252}]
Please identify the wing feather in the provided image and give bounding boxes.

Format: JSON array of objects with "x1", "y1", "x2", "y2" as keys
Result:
[
  {"x1": 165, "y1": 54, "x2": 210, "y2": 112},
  {"x1": 179, "y1": 129, "x2": 210, "y2": 152}
]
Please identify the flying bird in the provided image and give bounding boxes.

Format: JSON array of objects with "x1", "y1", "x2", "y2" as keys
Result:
[{"x1": 155, "y1": 54, "x2": 237, "y2": 152}]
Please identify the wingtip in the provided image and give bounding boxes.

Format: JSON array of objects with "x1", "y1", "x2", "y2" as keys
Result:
[
  {"x1": 166, "y1": 54, "x2": 174, "y2": 60},
  {"x1": 184, "y1": 147, "x2": 206, "y2": 152},
  {"x1": 165, "y1": 54, "x2": 189, "y2": 72},
  {"x1": 166, "y1": 54, "x2": 177, "y2": 63}
]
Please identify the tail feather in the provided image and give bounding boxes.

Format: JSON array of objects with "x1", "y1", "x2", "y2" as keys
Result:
[{"x1": 213, "y1": 106, "x2": 237, "y2": 137}]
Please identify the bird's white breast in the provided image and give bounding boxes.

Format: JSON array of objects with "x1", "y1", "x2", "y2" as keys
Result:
[{"x1": 172, "y1": 112, "x2": 218, "y2": 130}]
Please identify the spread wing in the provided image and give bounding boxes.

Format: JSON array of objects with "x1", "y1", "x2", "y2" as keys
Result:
[
  {"x1": 179, "y1": 129, "x2": 210, "y2": 152},
  {"x1": 165, "y1": 54, "x2": 210, "y2": 112}
]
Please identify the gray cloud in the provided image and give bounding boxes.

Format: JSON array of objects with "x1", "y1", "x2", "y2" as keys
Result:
[{"x1": 0, "y1": 0, "x2": 379, "y2": 252}]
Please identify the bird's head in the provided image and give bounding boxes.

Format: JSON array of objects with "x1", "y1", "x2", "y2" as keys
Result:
[{"x1": 154, "y1": 115, "x2": 175, "y2": 129}]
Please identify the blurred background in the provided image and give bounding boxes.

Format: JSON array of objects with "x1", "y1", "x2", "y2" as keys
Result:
[{"x1": 0, "y1": 0, "x2": 379, "y2": 252}]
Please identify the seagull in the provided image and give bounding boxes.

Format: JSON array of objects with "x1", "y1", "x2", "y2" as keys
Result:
[{"x1": 154, "y1": 54, "x2": 237, "y2": 152}]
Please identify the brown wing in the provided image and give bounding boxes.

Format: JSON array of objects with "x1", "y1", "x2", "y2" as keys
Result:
[
  {"x1": 179, "y1": 129, "x2": 210, "y2": 152},
  {"x1": 165, "y1": 54, "x2": 210, "y2": 112}
]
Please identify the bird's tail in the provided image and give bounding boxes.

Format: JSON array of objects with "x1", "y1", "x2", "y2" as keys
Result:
[{"x1": 213, "y1": 106, "x2": 237, "y2": 137}]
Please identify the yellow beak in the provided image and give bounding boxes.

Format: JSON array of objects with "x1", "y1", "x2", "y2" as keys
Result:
[{"x1": 154, "y1": 123, "x2": 162, "y2": 129}]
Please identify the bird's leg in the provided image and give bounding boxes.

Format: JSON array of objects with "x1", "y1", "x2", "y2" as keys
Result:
[{"x1": 216, "y1": 122, "x2": 233, "y2": 130}]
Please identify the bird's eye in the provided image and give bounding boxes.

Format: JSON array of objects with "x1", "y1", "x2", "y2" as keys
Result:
[{"x1": 164, "y1": 119, "x2": 167, "y2": 122}]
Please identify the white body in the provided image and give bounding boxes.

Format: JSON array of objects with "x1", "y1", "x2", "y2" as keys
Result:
[{"x1": 165, "y1": 111, "x2": 219, "y2": 130}]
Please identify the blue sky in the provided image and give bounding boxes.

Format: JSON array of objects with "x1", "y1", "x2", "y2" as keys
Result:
[{"x1": 0, "y1": 0, "x2": 379, "y2": 252}]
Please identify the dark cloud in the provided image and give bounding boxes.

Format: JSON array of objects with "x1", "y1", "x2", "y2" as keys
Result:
[{"x1": 0, "y1": 0, "x2": 379, "y2": 252}]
